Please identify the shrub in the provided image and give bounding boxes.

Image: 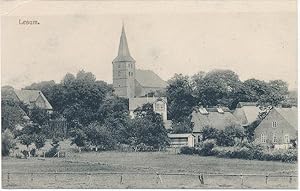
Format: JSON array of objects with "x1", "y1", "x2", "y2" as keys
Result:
[
  {"x1": 2, "y1": 129, "x2": 16, "y2": 156},
  {"x1": 199, "y1": 139, "x2": 216, "y2": 156},
  {"x1": 180, "y1": 146, "x2": 195, "y2": 155}
]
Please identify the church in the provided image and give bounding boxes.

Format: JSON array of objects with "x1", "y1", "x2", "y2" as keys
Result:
[
  {"x1": 112, "y1": 25, "x2": 170, "y2": 127},
  {"x1": 112, "y1": 25, "x2": 168, "y2": 98}
]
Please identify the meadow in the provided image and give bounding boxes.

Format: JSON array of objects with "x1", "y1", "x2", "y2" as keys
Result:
[{"x1": 2, "y1": 150, "x2": 297, "y2": 189}]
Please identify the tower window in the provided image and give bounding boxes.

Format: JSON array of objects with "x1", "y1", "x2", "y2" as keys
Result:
[
  {"x1": 118, "y1": 64, "x2": 120, "y2": 68},
  {"x1": 118, "y1": 71, "x2": 121, "y2": 76}
]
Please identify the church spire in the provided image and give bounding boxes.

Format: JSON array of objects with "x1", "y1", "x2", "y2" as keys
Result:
[{"x1": 113, "y1": 23, "x2": 135, "y2": 62}]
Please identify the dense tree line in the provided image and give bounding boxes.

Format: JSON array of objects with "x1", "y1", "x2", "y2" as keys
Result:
[
  {"x1": 166, "y1": 69, "x2": 292, "y2": 127},
  {"x1": 1, "y1": 69, "x2": 294, "y2": 155}
]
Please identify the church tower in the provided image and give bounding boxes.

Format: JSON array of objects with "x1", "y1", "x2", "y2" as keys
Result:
[{"x1": 112, "y1": 24, "x2": 136, "y2": 98}]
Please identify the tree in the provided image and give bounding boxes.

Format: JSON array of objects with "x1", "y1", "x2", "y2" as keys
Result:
[
  {"x1": 19, "y1": 134, "x2": 35, "y2": 150},
  {"x1": 2, "y1": 129, "x2": 16, "y2": 156},
  {"x1": 166, "y1": 74, "x2": 197, "y2": 122},
  {"x1": 245, "y1": 119, "x2": 261, "y2": 142},
  {"x1": 1, "y1": 99, "x2": 28, "y2": 133},
  {"x1": 193, "y1": 69, "x2": 243, "y2": 109},
  {"x1": 84, "y1": 123, "x2": 116, "y2": 151},
  {"x1": 69, "y1": 121, "x2": 88, "y2": 152},
  {"x1": 29, "y1": 106, "x2": 51, "y2": 126},
  {"x1": 201, "y1": 127, "x2": 220, "y2": 141},
  {"x1": 171, "y1": 116, "x2": 193, "y2": 133},
  {"x1": 34, "y1": 134, "x2": 46, "y2": 150},
  {"x1": 132, "y1": 103, "x2": 169, "y2": 149}
]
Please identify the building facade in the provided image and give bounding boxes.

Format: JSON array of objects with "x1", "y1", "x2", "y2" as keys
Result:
[{"x1": 254, "y1": 107, "x2": 297, "y2": 148}]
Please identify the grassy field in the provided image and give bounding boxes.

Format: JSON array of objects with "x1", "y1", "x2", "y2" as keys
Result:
[{"x1": 2, "y1": 151, "x2": 298, "y2": 189}]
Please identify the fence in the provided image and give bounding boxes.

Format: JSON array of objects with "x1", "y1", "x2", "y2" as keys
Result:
[{"x1": 3, "y1": 171, "x2": 298, "y2": 189}]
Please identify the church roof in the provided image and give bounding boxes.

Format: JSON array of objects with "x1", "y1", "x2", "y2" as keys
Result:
[
  {"x1": 135, "y1": 69, "x2": 168, "y2": 88},
  {"x1": 113, "y1": 25, "x2": 135, "y2": 63}
]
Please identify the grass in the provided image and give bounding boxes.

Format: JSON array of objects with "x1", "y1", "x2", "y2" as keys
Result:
[{"x1": 2, "y1": 150, "x2": 297, "y2": 189}]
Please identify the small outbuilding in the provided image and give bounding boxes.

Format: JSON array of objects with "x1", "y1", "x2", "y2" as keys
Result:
[{"x1": 168, "y1": 133, "x2": 195, "y2": 147}]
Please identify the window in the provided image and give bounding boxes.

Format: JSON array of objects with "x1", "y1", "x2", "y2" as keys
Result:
[
  {"x1": 155, "y1": 101, "x2": 165, "y2": 111},
  {"x1": 261, "y1": 133, "x2": 266, "y2": 143},
  {"x1": 272, "y1": 134, "x2": 277, "y2": 143},
  {"x1": 118, "y1": 71, "x2": 121, "y2": 77},
  {"x1": 272, "y1": 121, "x2": 277, "y2": 128},
  {"x1": 284, "y1": 134, "x2": 290, "y2": 143},
  {"x1": 118, "y1": 64, "x2": 120, "y2": 68}
]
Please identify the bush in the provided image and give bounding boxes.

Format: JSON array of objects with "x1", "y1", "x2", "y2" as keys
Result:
[
  {"x1": 198, "y1": 139, "x2": 216, "y2": 156},
  {"x1": 180, "y1": 146, "x2": 195, "y2": 155},
  {"x1": 2, "y1": 129, "x2": 16, "y2": 156}
]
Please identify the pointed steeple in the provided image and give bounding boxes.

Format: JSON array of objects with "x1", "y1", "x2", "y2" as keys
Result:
[{"x1": 113, "y1": 24, "x2": 135, "y2": 62}]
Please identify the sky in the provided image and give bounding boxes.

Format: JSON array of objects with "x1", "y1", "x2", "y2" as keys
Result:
[{"x1": 1, "y1": 0, "x2": 297, "y2": 90}]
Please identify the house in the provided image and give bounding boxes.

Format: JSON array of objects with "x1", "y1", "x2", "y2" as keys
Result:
[
  {"x1": 14, "y1": 89, "x2": 53, "y2": 113},
  {"x1": 168, "y1": 133, "x2": 195, "y2": 147},
  {"x1": 112, "y1": 24, "x2": 167, "y2": 98},
  {"x1": 233, "y1": 102, "x2": 262, "y2": 127},
  {"x1": 191, "y1": 106, "x2": 241, "y2": 143},
  {"x1": 254, "y1": 107, "x2": 297, "y2": 149}
]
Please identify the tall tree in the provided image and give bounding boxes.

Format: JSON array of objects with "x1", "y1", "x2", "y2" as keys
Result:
[{"x1": 166, "y1": 74, "x2": 196, "y2": 122}]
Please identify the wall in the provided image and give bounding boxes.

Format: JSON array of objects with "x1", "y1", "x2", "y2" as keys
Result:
[{"x1": 254, "y1": 109, "x2": 297, "y2": 145}]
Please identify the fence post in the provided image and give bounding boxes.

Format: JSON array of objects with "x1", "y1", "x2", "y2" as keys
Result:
[
  {"x1": 31, "y1": 173, "x2": 33, "y2": 181},
  {"x1": 265, "y1": 175, "x2": 268, "y2": 184},
  {"x1": 289, "y1": 176, "x2": 292, "y2": 184},
  {"x1": 156, "y1": 172, "x2": 163, "y2": 184},
  {"x1": 240, "y1": 174, "x2": 244, "y2": 187},
  {"x1": 120, "y1": 174, "x2": 123, "y2": 184},
  {"x1": 7, "y1": 173, "x2": 10, "y2": 184},
  {"x1": 198, "y1": 174, "x2": 204, "y2": 184}
]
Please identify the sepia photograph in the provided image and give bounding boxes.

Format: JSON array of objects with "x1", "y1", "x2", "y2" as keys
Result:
[{"x1": 1, "y1": 0, "x2": 298, "y2": 189}]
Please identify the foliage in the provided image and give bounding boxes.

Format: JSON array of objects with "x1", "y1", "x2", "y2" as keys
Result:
[
  {"x1": 131, "y1": 103, "x2": 170, "y2": 149},
  {"x1": 84, "y1": 122, "x2": 116, "y2": 150},
  {"x1": 202, "y1": 126, "x2": 220, "y2": 141},
  {"x1": 45, "y1": 138, "x2": 60, "y2": 157},
  {"x1": 180, "y1": 146, "x2": 196, "y2": 155},
  {"x1": 24, "y1": 70, "x2": 113, "y2": 126},
  {"x1": 29, "y1": 106, "x2": 51, "y2": 126},
  {"x1": 193, "y1": 69, "x2": 243, "y2": 109},
  {"x1": 2, "y1": 129, "x2": 16, "y2": 156},
  {"x1": 166, "y1": 74, "x2": 197, "y2": 122},
  {"x1": 212, "y1": 146, "x2": 297, "y2": 163},
  {"x1": 34, "y1": 134, "x2": 46, "y2": 150},
  {"x1": 198, "y1": 139, "x2": 216, "y2": 156},
  {"x1": 1, "y1": 98, "x2": 28, "y2": 133},
  {"x1": 171, "y1": 116, "x2": 193, "y2": 133},
  {"x1": 19, "y1": 134, "x2": 35, "y2": 148}
]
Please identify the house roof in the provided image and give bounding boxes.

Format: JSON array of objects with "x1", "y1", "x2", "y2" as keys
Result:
[
  {"x1": 135, "y1": 69, "x2": 168, "y2": 88},
  {"x1": 129, "y1": 97, "x2": 167, "y2": 111},
  {"x1": 168, "y1": 133, "x2": 195, "y2": 138},
  {"x1": 192, "y1": 108, "x2": 241, "y2": 132},
  {"x1": 233, "y1": 102, "x2": 261, "y2": 126},
  {"x1": 274, "y1": 107, "x2": 297, "y2": 130},
  {"x1": 113, "y1": 25, "x2": 135, "y2": 63},
  {"x1": 14, "y1": 89, "x2": 53, "y2": 110}
]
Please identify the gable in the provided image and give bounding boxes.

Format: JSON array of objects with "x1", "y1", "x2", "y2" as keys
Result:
[
  {"x1": 14, "y1": 90, "x2": 53, "y2": 110},
  {"x1": 256, "y1": 109, "x2": 296, "y2": 132}
]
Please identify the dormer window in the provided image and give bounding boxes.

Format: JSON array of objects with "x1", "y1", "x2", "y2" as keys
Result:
[{"x1": 272, "y1": 121, "x2": 277, "y2": 128}]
